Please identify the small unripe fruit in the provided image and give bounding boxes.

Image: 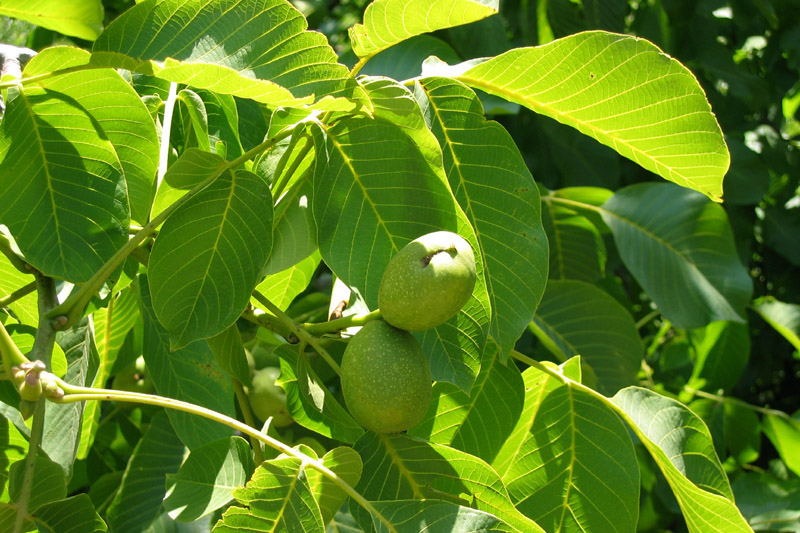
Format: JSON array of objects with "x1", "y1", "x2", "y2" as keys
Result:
[
  {"x1": 340, "y1": 320, "x2": 431, "y2": 434},
  {"x1": 248, "y1": 367, "x2": 293, "y2": 427},
  {"x1": 112, "y1": 356, "x2": 155, "y2": 396},
  {"x1": 378, "y1": 231, "x2": 476, "y2": 331}
]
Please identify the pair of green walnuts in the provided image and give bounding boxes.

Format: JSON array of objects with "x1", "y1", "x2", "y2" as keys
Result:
[{"x1": 341, "y1": 231, "x2": 477, "y2": 434}]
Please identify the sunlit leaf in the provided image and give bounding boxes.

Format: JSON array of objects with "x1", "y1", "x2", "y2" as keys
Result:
[
  {"x1": 92, "y1": 0, "x2": 368, "y2": 111},
  {"x1": 350, "y1": 0, "x2": 499, "y2": 59},
  {"x1": 306, "y1": 446, "x2": 363, "y2": 524},
  {"x1": 0, "y1": 85, "x2": 128, "y2": 282},
  {"x1": 453, "y1": 31, "x2": 729, "y2": 201},
  {"x1": 410, "y1": 344, "x2": 525, "y2": 465},
  {"x1": 77, "y1": 287, "x2": 139, "y2": 460},
  {"x1": 356, "y1": 76, "x2": 490, "y2": 391},
  {"x1": 214, "y1": 455, "x2": 325, "y2": 532},
  {"x1": 751, "y1": 297, "x2": 800, "y2": 354},
  {"x1": 613, "y1": 387, "x2": 751, "y2": 532},
  {"x1": 24, "y1": 47, "x2": 160, "y2": 226},
  {"x1": 415, "y1": 77, "x2": 548, "y2": 355},
  {"x1": 253, "y1": 252, "x2": 320, "y2": 313},
  {"x1": 762, "y1": 414, "x2": 800, "y2": 478},
  {"x1": 352, "y1": 433, "x2": 544, "y2": 532},
  {"x1": 0, "y1": 253, "x2": 36, "y2": 326},
  {"x1": 369, "y1": 500, "x2": 512, "y2": 532},
  {"x1": 502, "y1": 365, "x2": 639, "y2": 532},
  {"x1": 0, "y1": 0, "x2": 103, "y2": 40},
  {"x1": 311, "y1": 114, "x2": 465, "y2": 311}
]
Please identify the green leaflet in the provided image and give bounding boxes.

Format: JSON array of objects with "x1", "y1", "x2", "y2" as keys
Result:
[
  {"x1": 415, "y1": 77, "x2": 548, "y2": 355},
  {"x1": 0, "y1": 85, "x2": 128, "y2": 283},
  {"x1": 23, "y1": 47, "x2": 159, "y2": 226},
  {"x1": 613, "y1": 387, "x2": 751, "y2": 532},
  {"x1": 350, "y1": 0, "x2": 499, "y2": 59},
  {"x1": 105, "y1": 411, "x2": 186, "y2": 532},
  {"x1": 149, "y1": 169, "x2": 273, "y2": 349},
  {"x1": 359, "y1": 76, "x2": 490, "y2": 392},
  {"x1": 163, "y1": 436, "x2": 255, "y2": 522},
  {"x1": 602, "y1": 182, "x2": 751, "y2": 329},
  {"x1": 214, "y1": 456, "x2": 325, "y2": 532},
  {"x1": 409, "y1": 344, "x2": 525, "y2": 465},
  {"x1": 493, "y1": 360, "x2": 639, "y2": 532},
  {"x1": 352, "y1": 433, "x2": 544, "y2": 533},
  {"x1": 138, "y1": 275, "x2": 237, "y2": 449},
  {"x1": 531, "y1": 279, "x2": 643, "y2": 395},
  {"x1": 0, "y1": 0, "x2": 103, "y2": 40},
  {"x1": 453, "y1": 31, "x2": 729, "y2": 201}
]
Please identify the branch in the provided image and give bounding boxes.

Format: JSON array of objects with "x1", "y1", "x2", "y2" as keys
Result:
[
  {"x1": 49, "y1": 379, "x2": 395, "y2": 532},
  {"x1": 13, "y1": 397, "x2": 45, "y2": 533}
]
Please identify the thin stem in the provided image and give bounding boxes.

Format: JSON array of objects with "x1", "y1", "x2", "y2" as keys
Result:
[
  {"x1": 350, "y1": 56, "x2": 370, "y2": 77},
  {"x1": 548, "y1": 196, "x2": 603, "y2": 212},
  {"x1": 646, "y1": 319, "x2": 672, "y2": 357},
  {"x1": 157, "y1": 82, "x2": 179, "y2": 190},
  {"x1": 301, "y1": 309, "x2": 381, "y2": 335},
  {"x1": 0, "y1": 280, "x2": 36, "y2": 308},
  {"x1": 31, "y1": 273, "x2": 58, "y2": 368},
  {"x1": 45, "y1": 126, "x2": 296, "y2": 329},
  {"x1": 635, "y1": 309, "x2": 661, "y2": 330},
  {"x1": 252, "y1": 291, "x2": 341, "y2": 375},
  {"x1": 13, "y1": 397, "x2": 45, "y2": 533},
  {"x1": 241, "y1": 307, "x2": 295, "y2": 341},
  {"x1": 685, "y1": 387, "x2": 792, "y2": 419},
  {"x1": 527, "y1": 320, "x2": 566, "y2": 362},
  {"x1": 52, "y1": 384, "x2": 394, "y2": 532},
  {"x1": 640, "y1": 359, "x2": 656, "y2": 389},
  {"x1": 0, "y1": 232, "x2": 30, "y2": 274},
  {"x1": 232, "y1": 378, "x2": 264, "y2": 464}
]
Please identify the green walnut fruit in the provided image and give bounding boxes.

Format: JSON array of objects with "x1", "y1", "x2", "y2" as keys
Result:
[
  {"x1": 248, "y1": 367, "x2": 293, "y2": 427},
  {"x1": 341, "y1": 320, "x2": 431, "y2": 434},
  {"x1": 378, "y1": 231, "x2": 476, "y2": 331},
  {"x1": 112, "y1": 356, "x2": 155, "y2": 395}
]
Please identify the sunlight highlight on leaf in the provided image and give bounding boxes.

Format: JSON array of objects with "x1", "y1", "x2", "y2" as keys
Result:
[
  {"x1": 350, "y1": 0, "x2": 499, "y2": 59},
  {"x1": 457, "y1": 31, "x2": 730, "y2": 201},
  {"x1": 92, "y1": 0, "x2": 368, "y2": 111},
  {"x1": 613, "y1": 387, "x2": 751, "y2": 532}
]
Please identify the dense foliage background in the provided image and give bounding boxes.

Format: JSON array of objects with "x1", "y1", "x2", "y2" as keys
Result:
[{"x1": 0, "y1": 0, "x2": 799, "y2": 532}]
